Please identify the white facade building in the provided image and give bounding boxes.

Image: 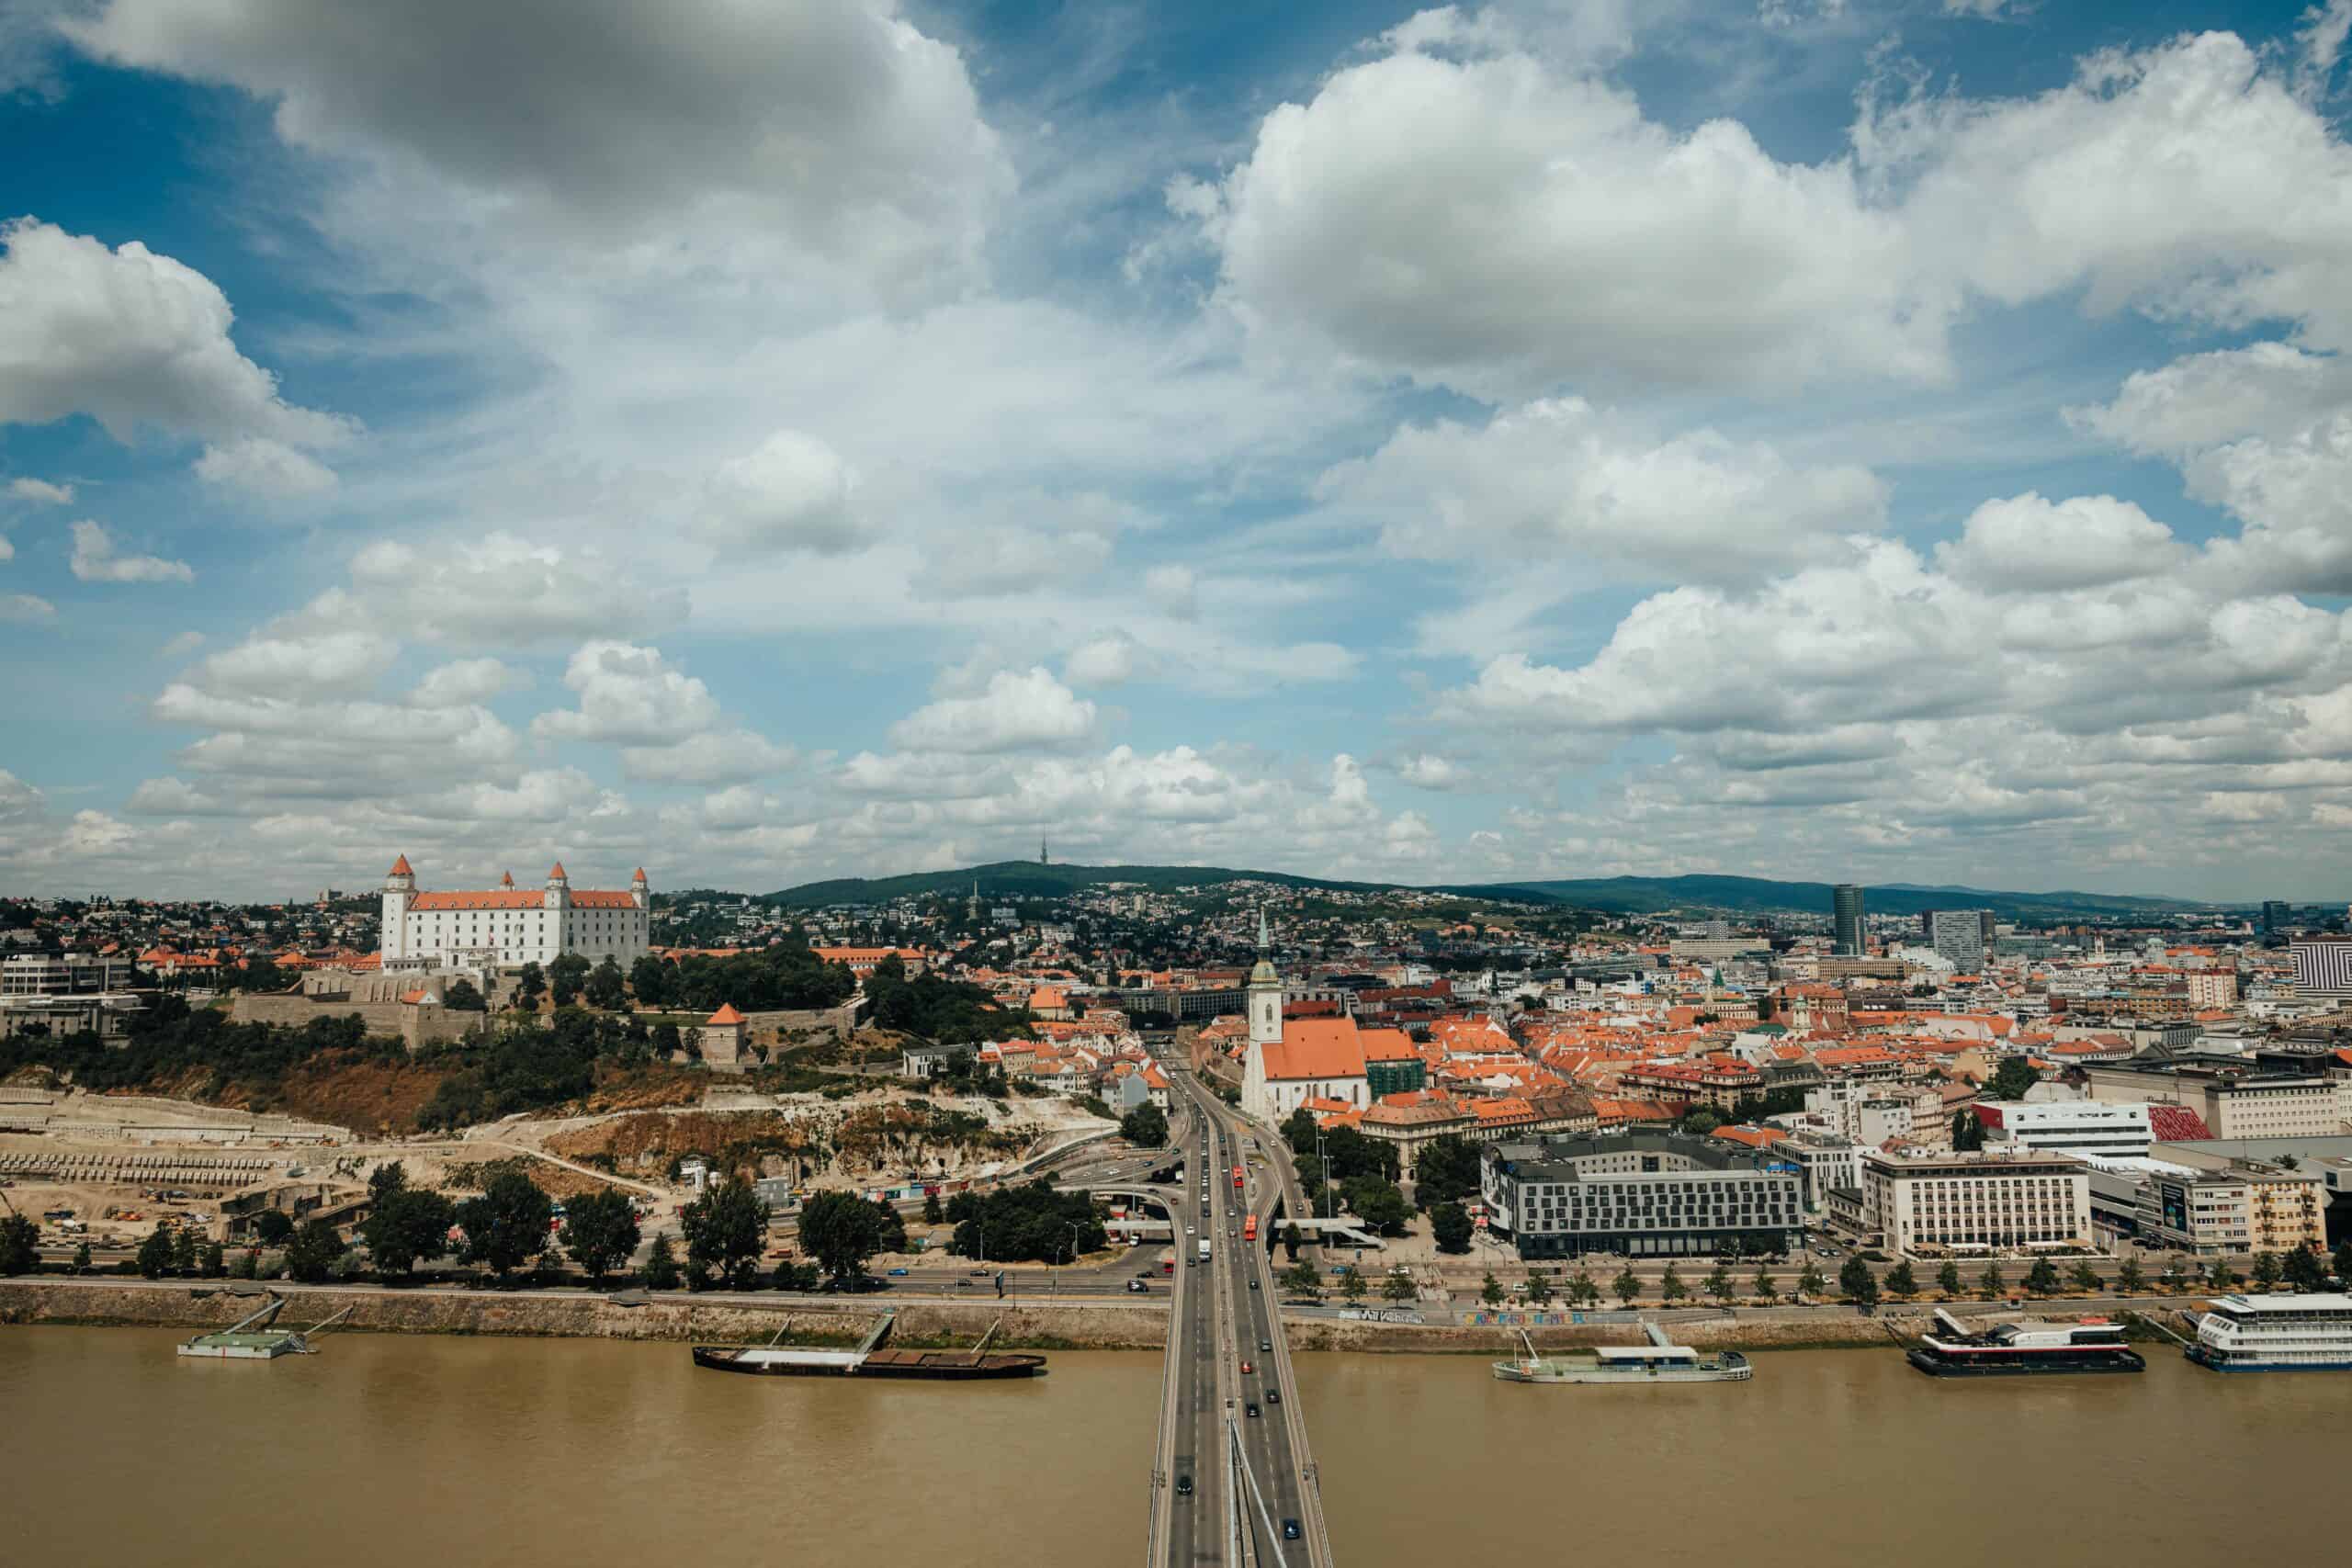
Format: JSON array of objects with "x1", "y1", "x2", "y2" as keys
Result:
[
  {"x1": 380, "y1": 856, "x2": 650, "y2": 972},
  {"x1": 1973, "y1": 1100, "x2": 2155, "y2": 1159},
  {"x1": 1861, "y1": 1148, "x2": 2094, "y2": 1256}
]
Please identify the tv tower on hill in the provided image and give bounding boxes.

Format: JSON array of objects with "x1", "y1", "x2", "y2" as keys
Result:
[{"x1": 1039, "y1": 834, "x2": 1048, "y2": 866}]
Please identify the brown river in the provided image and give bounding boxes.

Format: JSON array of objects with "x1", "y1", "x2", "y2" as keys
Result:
[{"x1": 4, "y1": 1329, "x2": 2346, "y2": 1567}]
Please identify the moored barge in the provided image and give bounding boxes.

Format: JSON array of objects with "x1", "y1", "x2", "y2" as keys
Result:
[{"x1": 1906, "y1": 1308, "x2": 2144, "y2": 1377}]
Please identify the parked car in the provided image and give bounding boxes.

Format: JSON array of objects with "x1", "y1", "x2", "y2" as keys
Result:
[{"x1": 887, "y1": 1268, "x2": 910, "y2": 1277}]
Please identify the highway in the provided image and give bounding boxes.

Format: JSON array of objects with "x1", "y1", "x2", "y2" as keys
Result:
[{"x1": 1152, "y1": 1056, "x2": 1333, "y2": 1568}]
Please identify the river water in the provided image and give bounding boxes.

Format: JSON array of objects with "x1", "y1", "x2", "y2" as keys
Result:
[{"x1": 5, "y1": 1330, "x2": 2346, "y2": 1567}]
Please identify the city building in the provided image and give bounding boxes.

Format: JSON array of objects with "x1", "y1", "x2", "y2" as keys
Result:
[
  {"x1": 1971, "y1": 1100, "x2": 2155, "y2": 1159},
  {"x1": 1805, "y1": 1082, "x2": 1914, "y2": 1146},
  {"x1": 1832, "y1": 884, "x2": 1865, "y2": 957},
  {"x1": 1479, "y1": 1134, "x2": 1803, "y2": 1259},
  {"x1": 2133, "y1": 1165, "x2": 2251, "y2": 1256},
  {"x1": 2263, "y1": 900, "x2": 2294, "y2": 935},
  {"x1": 379, "y1": 856, "x2": 650, "y2": 972},
  {"x1": 1859, "y1": 1147, "x2": 2094, "y2": 1256},
  {"x1": 1769, "y1": 1124, "x2": 1861, "y2": 1214},
  {"x1": 2289, "y1": 938, "x2": 2352, "y2": 1000},
  {"x1": 2080, "y1": 1061, "x2": 2345, "y2": 1139},
  {"x1": 1, "y1": 952, "x2": 135, "y2": 996},
  {"x1": 1928, "y1": 909, "x2": 1987, "y2": 973}
]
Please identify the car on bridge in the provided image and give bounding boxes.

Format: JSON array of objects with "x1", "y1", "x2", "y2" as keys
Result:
[
  {"x1": 1176, "y1": 1475, "x2": 1193, "y2": 1497},
  {"x1": 1282, "y1": 1519, "x2": 1302, "y2": 1541},
  {"x1": 1239, "y1": 1359, "x2": 1253, "y2": 1373}
]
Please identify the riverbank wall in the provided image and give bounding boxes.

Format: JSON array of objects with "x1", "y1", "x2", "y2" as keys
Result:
[{"x1": 1, "y1": 1280, "x2": 2196, "y2": 1353}]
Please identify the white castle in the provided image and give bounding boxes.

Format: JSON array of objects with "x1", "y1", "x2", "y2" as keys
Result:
[{"x1": 380, "y1": 855, "x2": 650, "y2": 972}]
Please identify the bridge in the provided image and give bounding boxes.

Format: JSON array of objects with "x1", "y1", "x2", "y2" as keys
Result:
[{"x1": 1147, "y1": 1062, "x2": 1336, "y2": 1568}]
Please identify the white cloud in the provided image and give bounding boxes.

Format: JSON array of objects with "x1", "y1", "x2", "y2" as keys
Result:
[
  {"x1": 67, "y1": 519, "x2": 194, "y2": 583},
  {"x1": 693, "y1": 430, "x2": 861, "y2": 554},
  {"x1": 620, "y1": 728, "x2": 797, "y2": 785},
  {"x1": 197, "y1": 619, "x2": 396, "y2": 696},
  {"x1": 1202, "y1": 31, "x2": 1940, "y2": 399},
  {"x1": 888, "y1": 666, "x2": 1098, "y2": 754},
  {"x1": 159, "y1": 630, "x2": 205, "y2": 660},
  {"x1": 531, "y1": 640, "x2": 719, "y2": 745},
  {"x1": 1, "y1": 592, "x2": 54, "y2": 623},
  {"x1": 1933, "y1": 493, "x2": 2184, "y2": 592},
  {"x1": 67, "y1": 0, "x2": 1013, "y2": 302},
  {"x1": 1143, "y1": 564, "x2": 1197, "y2": 621},
  {"x1": 407, "y1": 658, "x2": 528, "y2": 708},
  {"x1": 126, "y1": 776, "x2": 226, "y2": 815},
  {"x1": 1064, "y1": 635, "x2": 1136, "y2": 688},
  {"x1": 194, "y1": 435, "x2": 338, "y2": 497},
  {"x1": 0, "y1": 218, "x2": 350, "y2": 446},
  {"x1": 350, "y1": 532, "x2": 686, "y2": 648},
  {"x1": 1396, "y1": 753, "x2": 1470, "y2": 791},
  {"x1": 7, "y1": 477, "x2": 72, "y2": 504},
  {"x1": 1318, "y1": 397, "x2": 1886, "y2": 578}
]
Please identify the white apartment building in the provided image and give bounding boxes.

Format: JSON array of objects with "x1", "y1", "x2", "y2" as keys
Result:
[
  {"x1": 2185, "y1": 970, "x2": 2239, "y2": 1010},
  {"x1": 1973, "y1": 1100, "x2": 2154, "y2": 1159},
  {"x1": 1806, "y1": 1082, "x2": 1914, "y2": 1147},
  {"x1": 1772, "y1": 1125, "x2": 1862, "y2": 1213},
  {"x1": 2080, "y1": 1063, "x2": 2346, "y2": 1140},
  {"x1": 2, "y1": 952, "x2": 136, "y2": 996},
  {"x1": 1860, "y1": 1147, "x2": 2094, "y2": 1256},
  {"x1": 380, "y1": 856, "x2": 650, "y2": 973}
]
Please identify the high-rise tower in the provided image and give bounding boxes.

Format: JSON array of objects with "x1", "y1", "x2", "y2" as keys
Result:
[{"x1": 1832, "y1": 884, "x2": 1865, "y2": 956}]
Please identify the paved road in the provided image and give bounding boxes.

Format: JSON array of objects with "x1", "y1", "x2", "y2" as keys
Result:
[{"x1": 1155, "y1": 1056, "x2": 1332, "y2": 1568}]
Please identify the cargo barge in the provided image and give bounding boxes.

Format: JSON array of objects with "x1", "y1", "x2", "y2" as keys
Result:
[{"x1": 691, "y1": 1313, "x2": 1047, "y2": 1380}]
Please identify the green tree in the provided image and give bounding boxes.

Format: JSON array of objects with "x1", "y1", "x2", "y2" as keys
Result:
[
  {"x1": 2023, "y1": 1257, "x2": 2061, "y2": 1297},
  {"x1": 443, "y1": 978, "x2": 486, "y2": 1012},
  {"x1": 2117, "y1": 1257, "x2": 2145, "y2": 1294},
  {"x1": 2282, "y1": 1246, "x2": 2325, "y2": 1292},
  {"x1": 1839, "y1": 1256, "x2": 1879, "y2": 1308},
  {"x1": 1796, "y1": 1262, "x2": 1825, "y2": 1300},
  {"x1": 1481, "y1": 1270, "x2": 1505, "y2": 1307},
  {"x1": 628, "y1": 955, "x2": 674, "y2": 1009},
  {"x1": 1706, "y1": 1262, "x2": 1735, "y2": 1306},
  {"x1": 1340, "y1": 1175, "x2": 1410, "y2": 1238},
  {"x1": 1119, "y1": 1102, "x2": 1169, "y2": 1148},
  {"x1": 683, "y1": 1178, "x2": 771, "y2": 1289},
  {"x1": 1281, "y1": 1222, "x2": 1303, "y2": 1261},
  {"x1": 1613, "y1": 1267, "x2": 1641, "y2": 1307},
  {"x1": 561, "y1": 1189, "x2": 642, "y2": 1285},
  {"x1": 1679, "y1": 1105, "x2": 1722, "y2": 1135},
  {"x1": 2335, "y1": 1239, "x2": 2352, "y2": 1283},
  {"x1": 1751, "y1": 1265, "x2": 1776, "y2": 1302},
  {"x1": 171, "y1": 1224, "x2": 199, "y2": 1276},
  {"x1": 922, "y1": 1191, "x2": 944, "y2": 1225},
  {"x1": 584, "y1": 956, "x2": 626, "y2": 1010},
  {"x1": 202, "y1": 1241, "x2": 225, "y2": 1278},
  {"x1": 514, "y1": 962, "x2": 546, "y2": 1010},
  {"x1": 72, "y1": 1240, "x2": 92, "y2": 1275},
  {"x1": 254, "y1": 1209, "x2": 295, "y2": 1247},
  {"x1": 2207, "y1": 1258, "x2": 2236, "y2": 1292},
  {"x1": 2070, "y1": 1261, "x2": 2104, "y2": 1293},
  {"x1": 1980, "y1": 1263, "x2": 2005, "y2": 1300},
  {"x1": 1384, "y1": 1269, "x2": 1418, "y2": 1305},
  {"x1": 1430, "y1": 1201, "x2": 1474, "y2": 1255},
  {"x1": 1569, "y1": 1271, "x2": 1600, "y2": 1309},
  {"x1": 643, "y1": 1234, "x2": 682, "y2": 1291},
  {"x1": 1339, "y1": 1264, "x2": 1367, "y2": 1303},
  {"x1": 2251, "y1": 1250, "x2": 2283, "y2": 1289},
  {"x1": 1410, "y1": 1135, "x2": 1483, "y2": 1210},
  {"x1": 285, "y1": 1219, "x2": 345, "y2": 1284},
  {"x1": 1950, "y1": 1111, "x2": 1986, "y2": 1152},
  {"x1": 457, "y1": 1169, "x2": 554, "y2": 1280},
  {"x1": 774, "y1": 1258, "x2": 821, "y2": 1292},
  {"x1": 137, "y1": 1222, "x2": 175, "y2": 1279},
  {"x1": 1526, "y1": 1271, "x2": 1555, "y2": 1308},
  {"x1": 1987, "y1": 1055, "x2": 2041, "y2": 1101},
  {"x1": 1937, "y1": 1261, "x2": 1962, "y2": 1299},
  {"x1": 794, "y1": 1189, "x2": 890, "y2": 1285},
  {"x1": 1659, "y1": 1262, "x2": 1687, "y2": 1303},
  {"x1": 1281, "y1": 1260, "x2": 1322, "y2": 1300},
  {"x1": 0, "y1": 1213, "x2": 39, "y2": 1275},
  {"x1": 368, "y1": 1161, "x2": 409, "y2": 1203},
  {"x1": 1883, "y1": 1260, "x2": 1917, "y2": 1299},
  {"x1": 548, "y1": 953, "x2": 591, "y2": 1008}
]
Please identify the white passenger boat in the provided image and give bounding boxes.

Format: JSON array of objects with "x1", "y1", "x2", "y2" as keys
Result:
[
  {"x1": 2186, "y1": 1292, "x2": 2352, "y2": 1372},
  {"x1": 1493, "y1": 1322, "x2": 1751, "y2": 1383}
]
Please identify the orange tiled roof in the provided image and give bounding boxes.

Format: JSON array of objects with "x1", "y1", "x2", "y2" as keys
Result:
[{"x1": 707, "y1": 1003, "x2": 745, "y2": 1025}]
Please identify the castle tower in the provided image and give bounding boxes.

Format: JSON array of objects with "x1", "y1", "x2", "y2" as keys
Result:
[
  {"x1": 382, "y1": 854, "x2": 415, "y2": 962},
  {"x1": 499, "y1": 870, "x2": 514, "y2": 888},
  {"x1": 631, "y1": 866, "x2": 650, "y2": 910},
  {"x1": 545, "y1": 863, "x2": 571, "y2": 950},
  {"x1": 1247, "y1": 906, "x2": 1283, "y2": 1049}
]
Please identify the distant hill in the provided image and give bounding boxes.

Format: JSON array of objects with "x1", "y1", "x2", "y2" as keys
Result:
[
  {"x1": 762, "y1": 863, "x2": 2222, "y2": 919},
  {"x1": 763, "y1": 861, "x2": 1405, "y2": 907},
  {"x1": 1450, "y1": 874, "x2": 2222, "y2": 919}
]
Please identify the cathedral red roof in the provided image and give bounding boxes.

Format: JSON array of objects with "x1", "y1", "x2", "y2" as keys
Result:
[{"x1": 389, "y1": 854, "x2": 413, "y2": 875}]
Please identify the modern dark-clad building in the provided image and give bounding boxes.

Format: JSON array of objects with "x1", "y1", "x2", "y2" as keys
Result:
[
  {"x1": 1832, "y1": 884, "x2": 1865, "y2": 957},
  {"x1": 1479, "y1": 1134, "x2": 1803, "y2": 1259}
]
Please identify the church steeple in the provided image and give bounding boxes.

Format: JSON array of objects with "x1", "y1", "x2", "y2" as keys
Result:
[{"x1": 1247, "y1": 905, "x2": 1282, "y2": 1048}]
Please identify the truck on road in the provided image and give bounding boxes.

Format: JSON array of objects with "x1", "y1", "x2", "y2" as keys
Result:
[{"x1": 1196, "y1": 1238, "x2": 1212, "y2": 1264}]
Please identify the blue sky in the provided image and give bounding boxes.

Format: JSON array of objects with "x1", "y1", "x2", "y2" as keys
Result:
[{"x1": 5, "y1": 0, "x2": 2352, "y2": 902}]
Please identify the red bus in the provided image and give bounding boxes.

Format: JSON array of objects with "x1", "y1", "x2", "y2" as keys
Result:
[
  {"x1": 1242, "y1": 1214, "x2": 1259, "y2": 1243},
  {"x1": 1158, "y1": 1248, "x2": 1175, "y2": 1275},
  {"x1": 1232, "y1": 1165, "x2": 1245, "y2": 1190}
]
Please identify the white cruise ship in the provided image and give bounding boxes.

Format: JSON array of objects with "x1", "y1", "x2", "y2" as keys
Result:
[{"x1": 2186, "y1": 1292, "x2": 2352, "y2": 1373}]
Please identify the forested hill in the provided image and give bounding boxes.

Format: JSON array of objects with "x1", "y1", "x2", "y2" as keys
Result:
[
  {"x1": 1450, "y1": 874, "x2": 2217, "y2": 919},
  {"x1": 763, "y1": 861, "x2": 1403, "y2": 906}
]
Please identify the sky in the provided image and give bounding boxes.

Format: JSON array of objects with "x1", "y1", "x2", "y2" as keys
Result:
[{"x1": 4, "y1": 0, "x2": 2352, "y2": 904}]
